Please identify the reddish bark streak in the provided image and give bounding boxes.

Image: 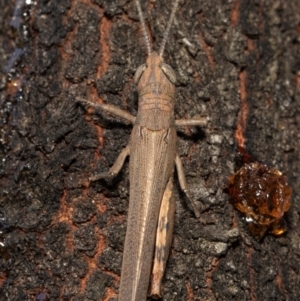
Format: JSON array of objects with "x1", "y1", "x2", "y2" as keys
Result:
[
  {"x1": 56, "y1": 190, "x2": 75, "y2": 252},
  {"x1": 95, "y1": 194, "x2": 107, "y2": 214},
  {"x1": 93, "y1": 123, "x2": 104, "y2": 161},
  {"x1": 186, "y1": 281, "x2": 195, "y2": 301},
  {"x1": 0, "y1": 273, "x2": 6, "y2": 288},
  {"x1": 247, "y1": 37, "x2": 255, "y2": 51},
  {"x1": 198, "y1": 16, "x2": 215, "y2": 71},
  {"x1": 59, "y1": 285, "x2": 65, "y2": 300},
  {"x1": 60, "y1": 1, "x2": 78, "y2": 90},
  {"x1": 103, "y1": 287, "x2": 117, "y2": 301},
  {"x1": 246, "y1": 248, "x2": 257, "y2": 301},
  {"x1": 78, "y1": 210, "x2": 109, "y2": 294},
  {"x1": 235, "y1": 69, "x2": 248, "y2": 150},
  {"x1": 205, "y1": 257, "x2": 219, "y2": 301},
  {"x1": 79, "y1": 262, "x2": 96, "y2": 294},
  {"x1": 231, "y1": 0, "x2": 240, "y2": 27},
  {"x1": 83, "y1": 102, "x2": 104, "y2": 163},
  {"x1": 107, "y1": 214, "x2": 125, "y2": 226},
  {"x1": 57, "y1": 190, "x2": 70, "y2": 222},
  {"x1": 274, "y1": 255, "x2": 289, "y2": 300},
  {"x1": 95, "y1": 232, "x2": 105, "y2": 256},
  {"x1": 97, "y1": 16, "x2": 112, "y2": 79}
]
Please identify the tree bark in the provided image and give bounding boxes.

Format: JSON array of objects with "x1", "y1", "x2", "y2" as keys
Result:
[{"x1": 0, "y1": 0, "x2": 299, "y2": 300}]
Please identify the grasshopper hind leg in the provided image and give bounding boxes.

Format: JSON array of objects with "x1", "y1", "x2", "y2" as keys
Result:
[
  {"x1": 175, "y1": 154, "x2": 201, "y2": 219},
  {"x1": 150, "y1": 176, "x2": 175, "y2": 299}
]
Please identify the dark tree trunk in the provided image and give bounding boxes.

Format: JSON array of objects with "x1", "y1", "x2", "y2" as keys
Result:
[{"x1": 0, "y1": 0, "x2": 299, "y2": 300}]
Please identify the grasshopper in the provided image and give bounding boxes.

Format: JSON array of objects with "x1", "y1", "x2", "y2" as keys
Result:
[{"x1": 78, "y1": 0, "x2": 207, "y2": 300}]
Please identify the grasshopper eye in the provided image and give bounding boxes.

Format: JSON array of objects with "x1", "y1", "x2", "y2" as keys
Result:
[
  {"x1": 162, "y1": 63, "x2": 176, "y2": 84},
  {"x1": 134, "y1": 64, "x2": 146, "y2": 84}
]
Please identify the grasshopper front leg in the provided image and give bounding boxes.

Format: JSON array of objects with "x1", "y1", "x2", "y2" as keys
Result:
[
  {"x1": 76, "y1": 98, "x2": 136, "y2": 124},
  {"x1": 89, "y1": 145, "x2": 130, "y2": 181},
  {"x1": 76, "y1": 98, "x2": 133, "y2": 183}
]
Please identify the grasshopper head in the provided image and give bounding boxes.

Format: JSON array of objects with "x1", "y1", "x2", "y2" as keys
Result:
[{"x1": 134, "y1": 52, "x2": 176, "y2": 87}]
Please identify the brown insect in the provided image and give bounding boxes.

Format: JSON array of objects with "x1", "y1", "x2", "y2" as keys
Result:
[{"x1": 78, "y1": 0, "x2": 207, "y2": 299}]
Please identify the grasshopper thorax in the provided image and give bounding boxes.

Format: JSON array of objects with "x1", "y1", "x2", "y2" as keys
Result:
[{"x1": 134, "y1": 52, "x2": 176, "y2": 131}]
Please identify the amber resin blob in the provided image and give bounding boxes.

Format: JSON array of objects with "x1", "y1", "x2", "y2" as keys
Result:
[{"x1": 227, "y1": 162, "x2": 292, "y2": 239}]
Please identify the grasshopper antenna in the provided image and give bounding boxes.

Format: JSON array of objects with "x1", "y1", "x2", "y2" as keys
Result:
[
  {"x1": 136, "y1": 0, "x2": 152, "y2": 55},
  {"x1": 159, "y1": 0, "x2": 180, "y2": 57}
]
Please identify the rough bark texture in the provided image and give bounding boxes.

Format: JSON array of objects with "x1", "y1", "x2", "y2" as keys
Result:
[{"x1": 0, "y1": 0, "x2": 299, "y2": 300}]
